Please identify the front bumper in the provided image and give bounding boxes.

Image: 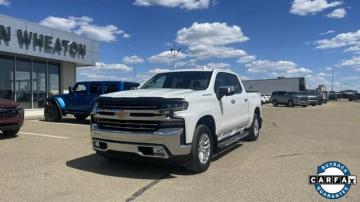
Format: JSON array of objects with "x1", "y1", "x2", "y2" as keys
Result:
[
  {"x1": 308, "y1": 100, "x2": 318, "y2": 105},
  {"x1": 294, "y1": 100, "x2": 308, "y2": 106},
  {"x1": 91, "y1": 125, "x2": 191, "y2": 159}
]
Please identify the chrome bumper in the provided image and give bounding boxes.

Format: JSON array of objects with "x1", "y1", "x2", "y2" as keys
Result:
[
  {"x1": 294, "y1": 100, "x2": 308, "y2": 106},
  {"x1": 91, "y1": 124, "x2": 191, "y2": 159}
]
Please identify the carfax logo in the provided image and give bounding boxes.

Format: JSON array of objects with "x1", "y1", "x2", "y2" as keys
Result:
[{"x1": 309, "y1": 161, "x2": 357, "y2": 199}]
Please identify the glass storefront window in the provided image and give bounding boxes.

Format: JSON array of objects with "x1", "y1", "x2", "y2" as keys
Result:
[
  {"x1": 0, "y1": 55, "x2": 15, "y2": 100},
  {"x1": 0, "y1": 53, "x2": 61, "y2": 109},
  {"x1": 33, "y1": 61, "x2": 47, "y2": 108},
  {"x1": 16, "y1": 58, "x2": 31, "y2": 108},
  {"x1": 48, "y1": 63, "x2": 60, "y2": 97}
]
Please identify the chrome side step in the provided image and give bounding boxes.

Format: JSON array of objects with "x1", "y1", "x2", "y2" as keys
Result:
[{"x1": 217, "y1": 131, "x2": 249, "y2": 150}]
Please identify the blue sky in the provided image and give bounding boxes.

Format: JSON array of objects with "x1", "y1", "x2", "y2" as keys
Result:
[{"x1": 0, "y1": 0, "x2": 359, "y2": 90}]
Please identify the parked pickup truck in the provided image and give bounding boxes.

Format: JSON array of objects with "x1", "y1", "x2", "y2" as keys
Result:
[
  {"x1": 44, "y1": 81, "x2": 139, "y2": 122},
  {"x1": 91, "y1": 69, "x2": 262, "y2": 173}
]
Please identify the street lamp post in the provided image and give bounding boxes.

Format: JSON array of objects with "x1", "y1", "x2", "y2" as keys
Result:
[{"x1": 170, "y1": 45, "x2": 181, "y2": 69}]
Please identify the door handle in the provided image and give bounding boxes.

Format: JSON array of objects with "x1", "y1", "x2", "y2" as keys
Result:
[
  {"x1": 244, "y1": 98, "x2": 248, "y2": 102},
  {"x1": 231, "y1": 99, "x2": 236, "y2": 104}
]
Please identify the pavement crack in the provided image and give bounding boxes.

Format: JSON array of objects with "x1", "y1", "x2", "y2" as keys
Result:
[
  {"x1": 272, "y1": 122, "x2": 278, "y2": 127},
  {"x1": 126, "y1": 171, "x2": 170, "y2": 202},
  {"x1": 272, "y1": 153, "x2": 303, "y2": 158}
]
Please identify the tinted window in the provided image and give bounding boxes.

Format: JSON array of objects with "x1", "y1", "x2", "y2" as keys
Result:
[
  {"x1": 226, "y1": 74, "x2": 242, "y2": 94},
  {"x1": 214, "y1": 73, "x2": 242, "y2": 94},
  {"x1": 104, "y1": 83, "x2": 119, "y2": 94},
  {"x1": 73, "y1": 83, "x2": 87, "y2": 94},
  {"x1": 142, "y1": 72, "x2": 212, "y2": 90},
  {"x1": 89, "y1": 83, "x2": 102, "y2": 94},
  {"x1": 214, "y1": 73, "x2": 227, "y2": 93}
]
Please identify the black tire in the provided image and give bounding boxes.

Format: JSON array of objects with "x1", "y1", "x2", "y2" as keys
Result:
[
  {"x1": 184, "y1": 124, "x2": 213, "y2": 173},
  {"x1": 312, "y1": 104, "x2": 316, "y2": 106},
  {"x1": 288, "y1": 100, "x2": 294, "y2": 107},
  {"x1": 2, "y1": 129, "x2": 19, "y2": 136},
  {"x1": 272, "y1": 100, "x2": 278, "y2": 107},
  {"x1": 245, "y1": 113, "x2": 261, "y2": 141},
  {"x1": 44, "y1": 103, "x2": 62, "y2": 122},
  {"x1": 302, "y1": 105, "x2": 307, "y2": 107},
  {"x1": 74, "y1": 114, "x2": 88, "y2": 121}
]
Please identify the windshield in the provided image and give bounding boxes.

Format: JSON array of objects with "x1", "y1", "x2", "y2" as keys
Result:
[{"x1": 141, "y1": 71, "x2": 212, "y2": 90}]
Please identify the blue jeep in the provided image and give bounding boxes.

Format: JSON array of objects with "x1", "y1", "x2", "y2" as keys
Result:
[{"x1": 44, "y1": 81, "x2": 139, "y2": 122}]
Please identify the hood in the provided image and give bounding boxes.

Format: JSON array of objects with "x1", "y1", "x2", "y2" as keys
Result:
[
  {"x1": 101, "y1": 88, "x2": 199, "y2": 99},
  {"x1": 0, "y1": 98, "x2": 21, "y2": 108}
]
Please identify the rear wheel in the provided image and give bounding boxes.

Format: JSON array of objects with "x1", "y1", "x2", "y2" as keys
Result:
[
  {"x1": 272, "y1": 100, "x2": 278, "y2": 107},
  {"x1": 44, "y1": 103, "x2": 62, "y2": 122},
  {"x1": 185, "y1": 124, "x2": 213, "y2": 173},
  {"x1": 74, "y1": 114, "x2": 88, "y2": 121},
  {"x1": 245, "y1": 113, "x2": 261, "y2": 141},
  {"x1": 2, "y1": 129, "x2": 19, "y2": 136}
]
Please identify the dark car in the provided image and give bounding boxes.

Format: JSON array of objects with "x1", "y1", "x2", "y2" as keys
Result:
[
  {"x1": 271, "y1": 91, "x2": 308, "y2": 107},
  {"x1": 328, "y1": 91, "x2": 337, "y2": 101},
  {"x1": 44, "y1": 81, "x2": 139, "y2": 122},
  {"x1": 0, "y1": 99, "x2": 24, "y2": 136}
]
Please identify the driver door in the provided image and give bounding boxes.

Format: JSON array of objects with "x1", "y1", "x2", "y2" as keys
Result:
[
  {"x1": 68, "y1": 83, "x2": 89, "y2": 112},
  {"x1": 214, "y1": 73, "x2": 240, "y2": 140}
]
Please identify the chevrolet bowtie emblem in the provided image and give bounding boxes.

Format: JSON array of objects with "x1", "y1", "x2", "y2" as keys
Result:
[{"x1": 115, "y1": 111, "x2": 128, "y2": 118}]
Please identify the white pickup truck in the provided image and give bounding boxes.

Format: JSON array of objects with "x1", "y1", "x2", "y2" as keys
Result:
[{"x1": 91, "y1": 69, "x2": 262, "y2": 173}]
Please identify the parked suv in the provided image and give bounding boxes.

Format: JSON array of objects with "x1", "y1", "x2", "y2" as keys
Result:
[
  {"x1": 0, "y1": 99, "x2": 24, "y2": 136},
  {"x1": 44, "y1": 81, "x2": 139, "y2": 122},
  {"x1": 271, "y1": 91, "x2": 308, "y2": 107}
]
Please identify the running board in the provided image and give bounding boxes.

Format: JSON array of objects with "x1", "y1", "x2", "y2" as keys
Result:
[{"x1": 217, "y1": 131, "x2": 249, "y2": 150}]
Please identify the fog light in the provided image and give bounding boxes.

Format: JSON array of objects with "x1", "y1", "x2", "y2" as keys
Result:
[
  {"x1": 153, "y1": 147, "x2": 166, "y2": 157},
  {"x1": 94, "y1": 141, "x2": 100, "y2": 148}
]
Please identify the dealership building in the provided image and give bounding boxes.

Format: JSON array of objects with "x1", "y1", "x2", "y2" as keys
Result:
[{"x1": 0, "y1": 14, "x2": 99, "y2": 109}]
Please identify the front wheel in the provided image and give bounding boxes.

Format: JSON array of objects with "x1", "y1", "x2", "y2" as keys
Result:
[
  {"x1": 245, "y1": 113, "x2": 261, "y2": 141},
  {"x1": 2, "y1": 129, "x2": 19, "y2": 136},
  {"x1": 272, "y1": 100, "x2": 278, "y2": 107},
  {"x1": 288, "y1": 100, "x2": 294, "y2": 107},
  {"x1": 44, "y1": 103, "x2": 62, "y2": 122},
  {"x1": 184, "y1": 124, "x2": 213, "y2": 173}
]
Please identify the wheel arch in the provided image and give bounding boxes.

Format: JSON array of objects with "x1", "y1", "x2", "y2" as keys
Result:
[
  {"x1": 196, "y1": 115, "x2": 217, "y2": 150},
  {"x1": 254, "y1": 107, "x2": 262, "y2": 128}
]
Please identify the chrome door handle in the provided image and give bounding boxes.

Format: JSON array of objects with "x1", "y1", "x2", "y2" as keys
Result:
[
  {"x1": 244, "y1": 98, "x2": 248, "y2": 102},
  {"x1": 231, "y1": 99, "x2": 236, "y2": 104}
]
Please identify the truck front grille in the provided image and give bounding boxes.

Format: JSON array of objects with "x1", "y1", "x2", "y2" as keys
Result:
[
  {"x1": 96, "y1": 118, "x2": 184, "y2": 132},
  {"x1": 300, "y1": 97, "x2": 307, "y2": 101},
  {"x1": 0, "y1": 109, "x2": 18, "y2": 119}
]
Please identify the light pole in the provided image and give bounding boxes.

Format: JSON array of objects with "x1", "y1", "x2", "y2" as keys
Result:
[
  {"x1": 133, "y1": 57, "x2": 136, "y2": 81},
  {"x1": 170, "y1": 45, "x2": 181, "y2": 69},
  {"x1": 331, "y1": 69, "x2": 334, "y2": 91}
]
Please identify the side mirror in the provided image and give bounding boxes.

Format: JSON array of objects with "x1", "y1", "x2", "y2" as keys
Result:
[
  {"x1": 68, "y1": 86, "x2": 73, "y2": 94},
  {"x1": 217, "y1": 86, "x2": 235, "y2": 100}
]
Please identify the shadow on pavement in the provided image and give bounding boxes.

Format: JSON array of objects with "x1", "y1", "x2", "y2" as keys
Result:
[
  {"x1": 39, "y1": 117, "x2": 90, "y2": 125},
  {"x1": 66, "y1": 154, "x2": 180, "y2": 180},
  {"x1": 67, "y1": 141, "x2": 244, "y2": 179},
  {"x1": 0, "y1": 133, "x2": 18, "y2": 140}
]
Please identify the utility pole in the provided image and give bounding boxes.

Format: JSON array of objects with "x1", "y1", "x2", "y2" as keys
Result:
[
  {"x1": 170, "y1": 44, "x2": 181, "y2": 69},
  {"x1": 133, "y1": 57, "x2": 136, "y2": 81},
  {"x1": 331, "y1": 69, "x2": 334, "y2": 91}
]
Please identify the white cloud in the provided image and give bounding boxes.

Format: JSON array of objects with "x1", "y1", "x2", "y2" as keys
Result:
[
  {"x1": 205, "y1": 62, "x2": 231, "y2": 69},
  {"x1": 319, "y1": 30, "x2": 335, "y2": 35},
  {"x1": 40, "y1": 16, "x2": 128, "y2": 42},
  {"x1": 314, "y1": 29, "x2": 360, "y2": 50},
  {"x1": 122, "y1": 55, "x2": 145, "y2": 64},
  {"x1": 0, "y1": 0, "x2": 10, "y2": 6},
  {"x1": 133, "y1": 0, "x2": 213, "y2": 10},
  {"x1": 325, "y1": 67, "x2": 333, "y2": 71},
  {"x1": 148, "y1": 50, "x2": 187, "y2": 64},
  {"x1": 237, "y1": 55, "x2": 256, "y2": 64},
  {"x1": 176, "y1": 22, "x2": 249, "y2": 59},
  {"x1": 290, "y1": 0, "x2": 342, "y2": 16},
  {"x1": 245, "y1": 60, "x2": 312, "y2": 76},
  {"x1": 148, "y1": 68, "x2": 171, "y2": 74},
  {"x1": 337, "y1": 56, "x2": 360, "y2": 68},
  {"x1": 80, "y1": 62, "x2": 132, "y2": 72},
  {"x1": 327, "y1": 8, "x2": 346, "y2": 18},
  {"x1": 344, "y1": 45, "x2": 360, "y2": 54}
]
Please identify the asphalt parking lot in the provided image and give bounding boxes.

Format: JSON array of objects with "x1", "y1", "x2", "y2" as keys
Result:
[{"x1": 0, "y1": 101, "x2": 359, "y2": 201}]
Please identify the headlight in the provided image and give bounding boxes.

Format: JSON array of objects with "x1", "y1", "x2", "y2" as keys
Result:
[
  {"x1": 16, "y1": 105, "x2": 24, "y2": 113},
  {"x1": 160, "y1": 101, "x2": 189, "y2": 111}
]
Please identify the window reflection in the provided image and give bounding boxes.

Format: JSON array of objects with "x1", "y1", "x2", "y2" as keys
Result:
[
  {"x1": 0, "y1": 55, "x2": 14, "y2": 100},
  {"x1": 16, "y1": 58, "x2": 31, "y2": 108}
]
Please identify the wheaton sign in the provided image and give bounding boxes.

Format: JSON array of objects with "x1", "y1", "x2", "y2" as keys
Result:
[{"x1": 0, "y1": 24, "x2": 86, "y2": 58}]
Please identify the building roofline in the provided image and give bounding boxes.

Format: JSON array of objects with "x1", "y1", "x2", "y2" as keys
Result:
[{"x1": 243, "y1": 77, "x2": 305, "y2": 82}]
